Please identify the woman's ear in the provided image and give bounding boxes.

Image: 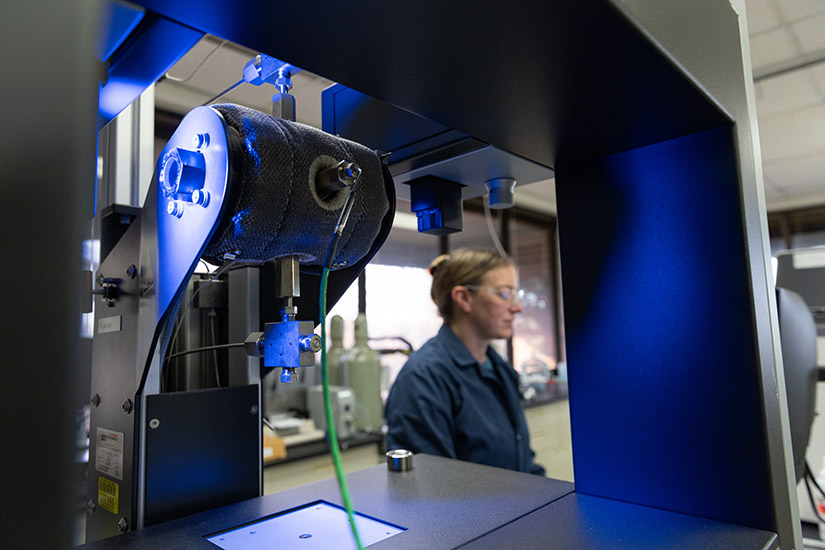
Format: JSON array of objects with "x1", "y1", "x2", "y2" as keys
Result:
[{"x1": 451, "y1": 285, "x2": 473, "y2": 314}]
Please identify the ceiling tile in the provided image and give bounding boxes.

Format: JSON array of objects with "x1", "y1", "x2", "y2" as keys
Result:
[
  {"x1": 809, "y1": 63, "x2": 825, "y2": 94},
  {"x1": 761, "y1": 170, "x2": 785, "y2": 196},
  {"x1": 749, "y1": 28, "x2": 801, "y2": 71},
  {"x1": 762, "y1": 148, "x2": 825, "y2": 189},
  {"x1": 791, "y1": 178, "x2": 825, "y2": 196},
  {"x1": 747, "y1": 0, "x2": 783, "y2": 34},
  {"x1": 758, "y1": 104, "x2": 825, "y2": 161},
  {"x1": 754, "y1": 69, "x2": 821, "y2": 117},
  {"x1": 746, "y1": 0, "x2": 782, "y2": 34},
  {"x1": 769, "y1": 0, "x2": 825, "y2": 23},
  {"x1": 791, "y1": 13, "x2": 825, "y2": 53}
]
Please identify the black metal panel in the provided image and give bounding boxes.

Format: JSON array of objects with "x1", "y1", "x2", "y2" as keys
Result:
[
  {"x1": 462, "y1": 493, "x2": 779, "y2": 550},
  {"x1": 321, "y1": 83, "x2": 475, "y2": 166},
  {"x1": 144, "y1": 385, "x2": 260, "y2": 527},
  {"x1": 100, "y1": 204, "x2": 141, "y2": 262},
  {"x1": 129, "y1": 0, "x2": 730, "y2": 168}
]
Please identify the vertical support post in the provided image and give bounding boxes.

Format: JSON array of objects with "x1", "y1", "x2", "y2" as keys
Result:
[{"x1": 227, "y1": 266, "x2": 263, "y2": 495}]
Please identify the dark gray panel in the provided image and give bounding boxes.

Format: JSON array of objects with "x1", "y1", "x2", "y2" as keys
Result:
[
  {"x1": 462, "y1": 493, "x2": 778, "y2": 550},
  {"x1": 77, "y1": 455, "x2": 573, "y2": 549},
  {"x1": 0, "y1": 2, "x2": 101, "y2": 548}
]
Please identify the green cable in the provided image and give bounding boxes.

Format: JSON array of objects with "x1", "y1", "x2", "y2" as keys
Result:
[{"x1": 320, "y1": 265, "x2": 365, "y2": 550}]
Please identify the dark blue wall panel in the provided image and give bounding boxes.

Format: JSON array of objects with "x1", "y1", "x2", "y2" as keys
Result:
[{"x1": 557, "y1": 125, "x2": 773, "y2": 530}]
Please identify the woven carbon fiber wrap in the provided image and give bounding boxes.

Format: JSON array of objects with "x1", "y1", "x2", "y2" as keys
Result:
[{"x1": 205, "y1": 104, "x2": 390, "y2": 267}]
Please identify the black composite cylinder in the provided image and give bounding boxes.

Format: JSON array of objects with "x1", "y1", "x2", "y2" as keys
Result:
[{"x1": 205, "y1": 103, "x2": 391, "y2": 268}]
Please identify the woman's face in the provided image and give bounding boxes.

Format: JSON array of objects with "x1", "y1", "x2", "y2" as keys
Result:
[{"x1": 467, "y1": 265, "x2": 523, "y2": 340}]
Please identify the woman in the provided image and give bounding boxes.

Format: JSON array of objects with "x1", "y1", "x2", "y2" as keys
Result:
[{"x1": 385, "y1": 248, "x2": 545, "y2": 475}]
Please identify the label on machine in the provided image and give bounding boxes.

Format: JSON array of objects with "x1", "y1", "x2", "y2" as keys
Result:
[
  {"x1": 98, "y1": 476, "x2": 119, "y2": 515},
  {"x1": 95, "y1": 428, "x2": 124, "y2": 480},
  {"x1": 98, "y1": 316, "x2": 122, "y2": 334}
]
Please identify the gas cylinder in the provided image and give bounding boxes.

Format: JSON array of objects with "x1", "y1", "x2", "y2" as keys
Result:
[
  {"x1": 348, "y1": 313, "x2": 383, "y2": 432},
  {"x1": 326, "y1": 315, "x2": 346, "y2": 386}
]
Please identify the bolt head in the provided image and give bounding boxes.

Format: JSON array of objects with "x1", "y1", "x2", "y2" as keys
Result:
[
  {"x1": 117, "y1": 517, "x2": 128, "y2": 533},
  {"x1": 122, "y1": 399, "x2": 133, "y2": 414},
  {"x1": 193, "y1": 189, "x2": 210, "y2": 207},
  {"x1": 309, "y1": 334, "x2": 322, "y2": 353},
  {"x1": 167, "y1": 199, "x2": 184, "y2": 218},
  {"x1": 90, "y1": 394, "x2": 101, "y2": 407},
  {"x1": 87, "y1": 499, "x2": 96, "y2": 513},
  {"x1": 192, "y1": 133, "x2": 210, "y2": 150}
]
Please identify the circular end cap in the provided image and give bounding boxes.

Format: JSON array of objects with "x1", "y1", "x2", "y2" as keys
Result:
[
  {"x1": 386, "y1": 449, "x2": 413, "y2": 472},
  {"x1": 300, "y1": 334, "x2": 322, "y2": 353},
  {"x1": 160, "y1": 147, "x2": 206, "y2": 198},
  {"x1": 486, "y1": 178, "x2": 517, "y2": 209}
]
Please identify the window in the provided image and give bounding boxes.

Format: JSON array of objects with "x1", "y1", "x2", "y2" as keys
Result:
[{"x1": 510, "y1": 214, "x2": 559, "y2": 376}]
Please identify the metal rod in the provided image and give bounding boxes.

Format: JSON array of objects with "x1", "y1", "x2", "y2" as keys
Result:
[{"x1": 202, "y1": 78, "x2": 244, "y2": 106}]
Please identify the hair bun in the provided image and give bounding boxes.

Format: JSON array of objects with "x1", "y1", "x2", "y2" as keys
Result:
[{"x1": 428, "y1": 254, "x2": 451, "y2": 276}]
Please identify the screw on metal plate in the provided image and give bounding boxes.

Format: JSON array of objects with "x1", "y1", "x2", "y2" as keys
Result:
[
  {"x1": 250, "y1": 405, "x2": 258, "y2": 415},
  {"x1": 126, "y1": 265, "x2": 137, "y2": 279},
  {"x1": 122, "y1": 399, "x2": 133, "y2": 414},
  {"x1": 149, "y1": 418, "x2": 160, "y2": 429},
  {"x1": 90, "y1": 394, "x2": 101, "y2": 408},
  {"x1": 299, "y1": 534, "x2": 312, "y2": 539},
  {"x1": 167, "y1": 199, "x2": 185, "y2": 218},
  {"x1": 193, "y1": 133, "x2": 210, "y2": 150},
  {"x1": 193, "y1": 189, "x2": 210, "y2": 207},
  {"x1": 117, "y1": 517, "x2": 128, "y2": 533},
  {"x1": 87, "y1": 499, "x2": 96, "y2": 514}
]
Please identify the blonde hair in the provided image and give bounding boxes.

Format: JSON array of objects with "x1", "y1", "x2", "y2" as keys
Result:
[{"x1": 429, "y1": 247, "x2": 514, "y2": 323}]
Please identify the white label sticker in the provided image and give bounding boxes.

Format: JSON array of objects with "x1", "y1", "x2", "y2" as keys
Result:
[
  {"x1": 95, "y1": 428, "x2": 124, "y2": 481},
  {"x1": 98, "y1": 316, "x2": 122, "y2": 334}
]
